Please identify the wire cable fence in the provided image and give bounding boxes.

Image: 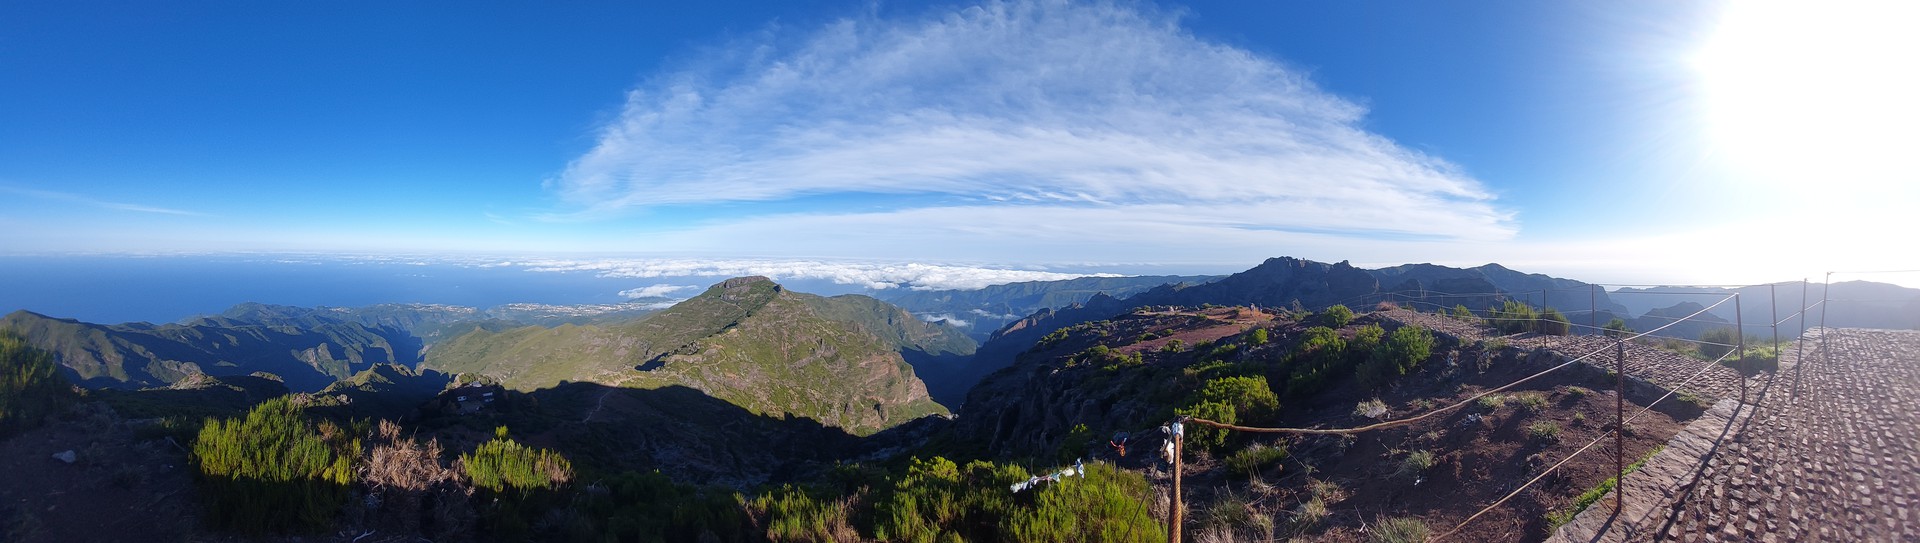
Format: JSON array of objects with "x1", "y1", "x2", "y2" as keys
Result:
[{"x1": 1123, "y1": 271, "x2": 1912, "y2": 541}]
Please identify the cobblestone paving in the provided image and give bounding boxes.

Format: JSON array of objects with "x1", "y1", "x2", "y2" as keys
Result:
[
  {"x1": 1506, "y1": 335, "x2": 1753, "y2": 403},
  {"x1": 1634, "y1": 328, "x2": 1920, "y2": 542},
  {"x1": 1384, "y1": 310, "x2": 1920, "y2": 541}
]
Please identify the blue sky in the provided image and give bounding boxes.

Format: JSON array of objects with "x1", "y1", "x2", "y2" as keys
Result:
[{"x1": 2, "y1": 0, "x2": 1913, "y2": 286}]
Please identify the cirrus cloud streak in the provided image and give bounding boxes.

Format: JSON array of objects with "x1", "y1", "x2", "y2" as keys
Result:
[{"x1": 551, "y1": 0, "x2": 1514, "y2": 249}]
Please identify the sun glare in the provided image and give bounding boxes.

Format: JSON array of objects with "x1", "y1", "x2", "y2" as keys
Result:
[{"x1": 1692, "y1": 0, "x2": 1920, "y2": 191}]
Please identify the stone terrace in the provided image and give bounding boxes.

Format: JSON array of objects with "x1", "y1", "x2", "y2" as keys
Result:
[{"x1": 1550, "y1": 328, "x2": 1920, "y2": 542}]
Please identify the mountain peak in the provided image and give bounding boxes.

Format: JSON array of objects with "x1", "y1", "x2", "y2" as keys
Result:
[{"x1": 718, "y1": 276, "x2": 778, "y2": 289}]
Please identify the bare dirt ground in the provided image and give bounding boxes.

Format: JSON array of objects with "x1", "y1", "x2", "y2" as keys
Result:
[
  {"x1": 0, "y1": 403, "x2": 198, "y2": 543},
  {"x1": 1124, "y1": 308, "x2": 1697, "y2": 543}
]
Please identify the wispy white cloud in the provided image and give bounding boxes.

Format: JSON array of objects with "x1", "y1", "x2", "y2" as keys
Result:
[
  {"x1": 2, "y1": 186, "x2": 204, "y2": 216},
  {"x1": 969, "y1": 308, "x2": 1021, "y2": 320},
  {"x1": 618, "y1": 283, "x2": 700, "y2": 299},
  {"x1": 917, "y1": 313, "x2": 972, "y2": 327},
  {"x1": 551, "y1": 0, "x2": 1512, "y2": 253},
  {"x1": 521, "y1": 257, "x2": 1118, "y2": 291}
]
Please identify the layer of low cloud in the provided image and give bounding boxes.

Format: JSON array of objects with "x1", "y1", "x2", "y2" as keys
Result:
[
  {"x1": 969, "y1": 308, "x2": 1021, "y2": 320},
  {"x1": 550, "y1": 0, "x2": 1513, "y2": 257},
  {"x1": 617, "y1": 284, "x2": 699, "y2": 299},
  {"x1": 521, "y1": 257, "x2": 1118, "y2": 291},
  {"x1": 917, "y1": 313, "x2": 972, "y2": 328}
]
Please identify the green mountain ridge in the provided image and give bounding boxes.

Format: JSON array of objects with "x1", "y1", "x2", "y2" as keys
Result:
[
  {"x1": 422, "y1": 276, "x2": 964, "y2": 435},
  {"x1": 0, "y1": 309, "x2": 414, "y2": 392}
]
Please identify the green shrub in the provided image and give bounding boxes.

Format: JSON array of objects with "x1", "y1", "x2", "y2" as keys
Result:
[
  {"x1": 1476, "y1": 394, "x2": 1507, "y2": 410},
  {"x1": 1348, "y1": 324, "x2": 1385, "y2": 363},
  {"x1": 1451, "y1": 305, "x2": 1476, "y2": 320},
  {"x1": 1539, "y1": 308, "x2": 1572, "y2": 336},
  {"x1": 1001, "y1": 463, "x2": 1163, "y2": 542},
  {"x1": 866, "y1": 457, "x2": 1161, "y2": 543},
  {"x1": 1205, "y1": 342, "x2": 1240, "y2": 361},
  {"x1": 192, "y1": 397, "x2": 357, "y2": 534},
  {"x1": 1527, "y1": 421, "x2": 1561, "y2": 442},
  {"x1": 1194, "y1": 377, "x2": 1279, "y2": 421},
  {"x1": 753, "y1": 484, "x2": 856, "y2": 543},
  {"x1": 1175, "y1": 401, "x2": 1237, "y2": 452},
  {"x1": 1488, "y1": 300, "x2": 1537, "y2": 334},
  {"x1": 0, "y1": 333, "x2": 71, "y2": 440},
  {"x1": 1321, "y1": 305, "x2": 1355, "y2": 328},
  {"x1": 1514, "y1": 392, "x2": 1549, "y2": 412},
  {"x1": 1225, "y1": 443, "x2": 1288, "y2": 476},
  {"x1": 874, "y1": 456, "x2": 1022, "y2": 542},
  {"x1": 1285, "y1": 327, "x2": 1349, "y2": 397},
  {"x1": 1059, "y1": 423, "x2": 1096, "y2": 463},
  {"x1": 1358, "y1": 325, "x2": 1434, "y2": 388},
  {"x1": 1394, "y1": 450, "x2": 1435, "y2": 480},
  {"x1": 1370, "y1": 516, "x2": 1429, "y2": 543},
  {"x1": 1699, "y1": 327, "x2": 1739, "y2": 360},
  {"x1": 459, "y1": 427, "x2": 573, "y2": 493},
  {"x1": 589, "y1": 471, "x2": 748, "y2": 543},
  {"x1": 1290, "y1": 498, "x2": 1329, "y2": 533},
  {"x1": 1603, "y1": 318, "x2": 1633, "y2": 338},
  {"x1": 1246, "y1": 328, "x2": 1269, "y2": 346}
]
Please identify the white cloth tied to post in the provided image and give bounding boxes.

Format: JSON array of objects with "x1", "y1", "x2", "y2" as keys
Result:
[{"x1": 1009, "y1": 458, "x2": 1086, "y2": 493}]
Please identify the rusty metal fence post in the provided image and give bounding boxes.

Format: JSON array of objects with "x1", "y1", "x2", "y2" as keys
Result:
[
  {"x1": 1615, "y1": 339, "x2": 1626, "y2": 513},
  {"x1": 1737, "y1": 293, "x2": 1747, "y2": 403}
]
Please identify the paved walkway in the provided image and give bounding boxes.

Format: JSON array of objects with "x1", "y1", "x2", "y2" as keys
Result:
[{"x1": 1551, "y1": 328, "x2": 1920, "y2": 542}]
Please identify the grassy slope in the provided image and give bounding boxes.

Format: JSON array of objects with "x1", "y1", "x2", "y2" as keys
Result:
[{"x1": 425, "y1": 277, "x2": 948, "y2": 435}]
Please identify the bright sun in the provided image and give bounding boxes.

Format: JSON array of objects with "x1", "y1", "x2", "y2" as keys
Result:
[{"x1": 1692, "y1": 0, "x2": 1919, "y2": 190}]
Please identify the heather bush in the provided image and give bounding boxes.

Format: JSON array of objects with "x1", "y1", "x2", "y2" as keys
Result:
[
  {"x1": 1603, "y1": 318, "x2": 1633, "y2": 338},
  {"x1": 1285, "y1": 326, "x2": 1350, "y2": 397},
  {"x1": 999, "y1": 462, "x2": 1163, "y2": 543},
  {"x1": 459, "y1": 426, "x2": 574, "y2": 540},
  {"x1": 1488, "y1": 300, "x2": 1537, "y2": 334},
  {"x1": 0, "y1": 333, "x2": 70, "y2": 439},
  {"x1": 1320, "y1": 304, "x2": 1355, "y2": 328},
  {"x1": 1539, "y1": 308, "x2": 1572, "y2": 336},
  {"x1": 1357, "y1": 325, "x2": 1434, "y2": 388},
  {"x1": 1451, "y1": 304, "x2": 1476, "y2": 320},
  {"x1": 192, "y1": 396, "x2": 357, "y2": 534},
  {"x1": 459, "y1": 426, "x2": 572, "y2": 493}
]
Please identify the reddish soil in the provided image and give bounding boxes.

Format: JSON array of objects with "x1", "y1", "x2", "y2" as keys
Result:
[{"x1": 1126, "y1": 309, "x2": 1696, "y2": 543}]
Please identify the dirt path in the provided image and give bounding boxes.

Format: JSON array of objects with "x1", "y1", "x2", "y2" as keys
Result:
[{"x1": 582, "y1": 388, "x2": 614, "y2": 423}]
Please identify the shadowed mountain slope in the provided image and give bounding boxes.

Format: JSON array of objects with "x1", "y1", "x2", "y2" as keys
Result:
[
  {"x1": 423, "y1": 277, "x2": 959, "y2": 435},
  {"x1": 1, "y1": 309, "x2": 416, "y2": 392}
]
